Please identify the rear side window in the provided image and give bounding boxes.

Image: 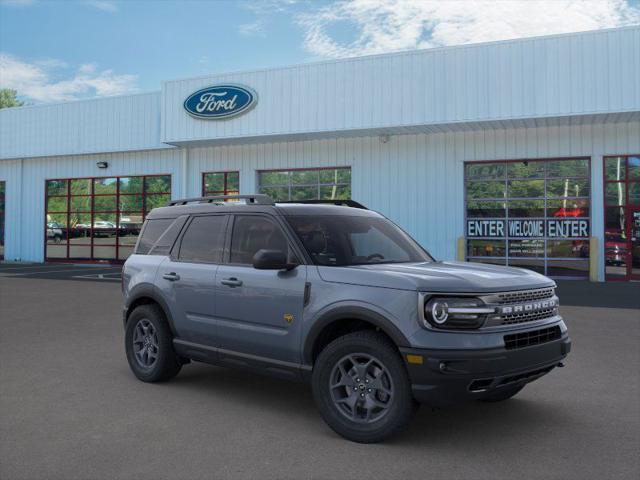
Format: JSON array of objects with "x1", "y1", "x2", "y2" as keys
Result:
[
  {"x1": 178, "y1": 215, "x2": 227, "y2": 263},
  {"x1": 136, "y1": 218, "x2": 174, "y2": 255},
  {"x1": 148, "y1": 215, "x2": 188, "y2": 255}
]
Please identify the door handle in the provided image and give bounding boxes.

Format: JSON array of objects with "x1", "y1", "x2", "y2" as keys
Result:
[
  {"x1": 162, "y1": 272, "x2": 180, "y2": 281},
  {"x1": 220, "y1": 277, "x2": 243, "y2": 287}
]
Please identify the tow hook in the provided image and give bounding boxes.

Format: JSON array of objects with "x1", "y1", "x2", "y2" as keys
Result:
[{"x1": 557, "y1": 362, "x2": 565, "y2": 368}]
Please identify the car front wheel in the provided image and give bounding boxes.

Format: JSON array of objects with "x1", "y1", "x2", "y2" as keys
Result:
[{"x1": 312, "y1": 330, "x2": 416, "y2": 443}]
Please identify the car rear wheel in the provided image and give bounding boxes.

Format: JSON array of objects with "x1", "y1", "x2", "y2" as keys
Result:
[
  {"x1": 125, "y1": 304, "x2": 182, "y2": 382},
  {"x1": 479, "y1": 384, "x2": 524, "y2": 402},
  {"x1": 312, "y1": 330, "x2": 415, "y2": 443}
]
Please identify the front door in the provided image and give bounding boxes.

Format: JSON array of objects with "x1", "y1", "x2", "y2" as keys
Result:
[{"x1": 215, "y1": 214, "x2": 307, "y2": 364}]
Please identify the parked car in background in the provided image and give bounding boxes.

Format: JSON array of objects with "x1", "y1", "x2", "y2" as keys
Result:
[{"x1": 46, "y1": 222, "x2": 64, "y2": 243}]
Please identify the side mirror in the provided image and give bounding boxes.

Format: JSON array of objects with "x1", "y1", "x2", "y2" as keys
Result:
[{"x1": 252, "y1": 249, "x2": 297, "y2": 270}]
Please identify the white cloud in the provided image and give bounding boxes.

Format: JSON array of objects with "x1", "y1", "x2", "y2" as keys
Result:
[
  {"x1": 297, "y1": 0, "x2": 640, "y2": 58},
  {"x1": 238, "y1": 19, "x2": 266, "y2": 36},
  {"x1": 0, "y1": 53, "x2": 138, "y2": 103},
  {"x1": 83, "y1": 0, "x2": 118, "y2": 13}
]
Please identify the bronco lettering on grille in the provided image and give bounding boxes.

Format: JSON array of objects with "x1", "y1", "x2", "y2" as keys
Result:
[{"x1": 499, "y1": 298, "x2": 556, "y2": 315}]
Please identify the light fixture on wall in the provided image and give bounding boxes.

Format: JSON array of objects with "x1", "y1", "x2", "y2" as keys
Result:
[{"x1": 96, "y1": 161, "x2": 109, "y2": 169}]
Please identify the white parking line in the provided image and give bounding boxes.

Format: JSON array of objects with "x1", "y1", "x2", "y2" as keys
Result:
[
  {"x1": 0, "y1": 268, "x2": 121, "y2": 276},
  {"x1": 72, "y1": 273, "x2": 121, "y2": 281}
]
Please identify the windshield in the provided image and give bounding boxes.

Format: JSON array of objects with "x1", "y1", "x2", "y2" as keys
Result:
[{"x1": 286, "y1": 215, "x2": 433, "y2": 266}]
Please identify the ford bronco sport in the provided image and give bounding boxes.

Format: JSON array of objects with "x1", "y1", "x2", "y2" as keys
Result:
[{"x1": 122, "y1": 194, "x2": 571, "y2": 443}]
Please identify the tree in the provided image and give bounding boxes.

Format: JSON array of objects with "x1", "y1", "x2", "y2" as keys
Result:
[{"x1": 0, "y1": 89, "x2": 24, "y2": 109}]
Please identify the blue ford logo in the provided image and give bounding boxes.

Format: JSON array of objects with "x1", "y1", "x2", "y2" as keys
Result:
[{"x1": 183, "y1": 84, "x2": 257, "y2": 119}]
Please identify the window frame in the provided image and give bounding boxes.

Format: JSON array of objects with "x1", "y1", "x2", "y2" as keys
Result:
[
  {"x1": 223, "y1": 213, "x2": 305, "y2": 267},
  {"x1": 0, "y1": 180, "x2": 5, "y2": 260},
  {"x1": 602, "y1": 154, "x2": 640, "y2": 281},
  {"x1": 201, "y1": 171, "x2": 240, "y2": 197},
  {"x1": 44, "y1": 173, "x2": 171, "y2": 263},
  {"x1": 463, "y1": 157, "x2": 592, "y2": 279},
  {"x1": 256, "y1": 166, "x2": 351, "y2": 201}
]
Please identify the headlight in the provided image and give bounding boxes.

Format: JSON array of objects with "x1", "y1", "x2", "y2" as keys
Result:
[{"x1": 423, "y1": 297, "x2": 495, "y2": 329}]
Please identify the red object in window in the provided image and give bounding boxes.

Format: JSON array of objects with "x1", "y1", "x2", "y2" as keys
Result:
[{"x1": 553, "y1": 207, "x2": 585, "y2": 217}]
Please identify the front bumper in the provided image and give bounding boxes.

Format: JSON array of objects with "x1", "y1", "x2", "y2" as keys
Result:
[{"x1": 400, "y1": 333, "x2": 571, "y2": 406}]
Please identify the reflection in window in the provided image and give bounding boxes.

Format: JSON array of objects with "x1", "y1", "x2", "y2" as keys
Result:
[
  {"x1": 465, "y1": 158, "x2": 590, "y2": 278},
  {"x1": 258, "y1": 167, "x2": 351, "y2": 202},
  {"x1": 0, "y1": 181, "x2": 4, "y2": 260},
  {"x1": 605, "y1": 183, "x2": 625, "y2": 206},
  {"x1": 230, "y1": 216, "x2": 289, "y2": 264},
  {"x1": 45, "y1": 175, "x2": 171, "y2": 262},
  {"x1": 203, "y1": 171, "x2": 240, "y2": 198}
]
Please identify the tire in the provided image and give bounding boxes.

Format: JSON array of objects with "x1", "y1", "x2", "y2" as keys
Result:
[
  {"x1": 312, "y1": 330, "x2": 415, "y2": 443},
  {"x1": 479, "y1": 384, "x2": 524, "y2": 402},
  {"x1": 125, "y1": 304, "x2": 182, "y2": 382}
]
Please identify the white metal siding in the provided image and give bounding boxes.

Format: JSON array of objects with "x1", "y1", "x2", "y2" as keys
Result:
[
  {"x1": 162, "y1": 27, "x2": 640, "y2": 144},
  {"x1": 1, "y1": 120, "x2": 638, "y2": 280},
  {"x1": 184, "y1": 120, "x2": 639, "y2": 280},
  {"x1": 0, "y1": 149, "x2": 183, "y2": 262},
  {"x1": 0, "y1": 92, "x2": 168, "y2": 160}
]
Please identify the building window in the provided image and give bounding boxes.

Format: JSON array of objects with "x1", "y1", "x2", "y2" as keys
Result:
[
  {"x1": 465, "y1": 158, "x2": 591, "y2": 279},
  {"x1": 257, "y1": 167, "x2": 351, "y2": 201},
  {"x1": 0, "y1": 181, "x2": 5, "y2": 260},
  {"x1": 603, "y1": 155, "x2": 640, "y2": 280},
  {"x1": 45, "y1": 174, "x2": 171, "y2": 262},
  {"x1": 202, "y1": 171, "x2": 240, "y2": 197}
]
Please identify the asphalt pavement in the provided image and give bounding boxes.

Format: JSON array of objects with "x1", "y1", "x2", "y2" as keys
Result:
[{"x1": 0, "y1": 268, "x2": 638, "y2": 480}]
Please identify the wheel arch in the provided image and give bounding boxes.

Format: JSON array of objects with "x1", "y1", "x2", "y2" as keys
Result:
[
  {"x1": 125, "y1": 285, "x2": 176, "y2": 336},
  {"x1": 303, "y1": 306, "x2": 410, "y2": 365}
]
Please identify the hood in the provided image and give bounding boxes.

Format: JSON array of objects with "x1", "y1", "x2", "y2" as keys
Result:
[{"x1": 317, "y1": 261, "x2": 554, "y2": 293}]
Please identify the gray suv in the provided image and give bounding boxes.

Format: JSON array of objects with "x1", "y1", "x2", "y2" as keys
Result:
[{"x1": 122, "y1": 195, "x2": 571, "y2": 443}]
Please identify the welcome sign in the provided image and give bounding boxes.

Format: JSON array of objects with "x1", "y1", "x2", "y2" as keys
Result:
[
  {"x1": 184, "y1": 84, "x2": 257, "y2": 119},
  {"x1": 467, "y1": 219, "x2": 590, "y2": 238}
]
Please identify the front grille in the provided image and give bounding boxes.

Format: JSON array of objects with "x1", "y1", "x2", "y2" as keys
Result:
[
  {"x1": 481, "y1": 287, "x2": 558, "y2": 326},
  {"x1": 496, "y1": 287, "x2": 555, "y2": 305},
  {"x1": 504, "y1": 326, "x2": 561, "y2": 350}
]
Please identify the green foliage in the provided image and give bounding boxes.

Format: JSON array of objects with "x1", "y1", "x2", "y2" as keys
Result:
[{"x1": 0, "y1": 89, "x2": 24, "y2": 109}]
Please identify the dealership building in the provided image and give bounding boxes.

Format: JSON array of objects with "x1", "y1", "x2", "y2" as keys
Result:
[{"x1": 1, "y1": 26, "x2": 639, "y2": 281}]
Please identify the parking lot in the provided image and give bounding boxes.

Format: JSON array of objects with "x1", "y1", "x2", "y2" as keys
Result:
[{"x1": 0, "y1": 264, "x2": 638, "y2": 480}]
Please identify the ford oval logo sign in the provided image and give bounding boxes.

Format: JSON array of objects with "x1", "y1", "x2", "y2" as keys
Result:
[{"x1": 183, "y1": 84, "x2": 257, "y2": 119}]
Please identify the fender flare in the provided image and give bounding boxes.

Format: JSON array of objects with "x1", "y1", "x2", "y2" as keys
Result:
[
  {"x1": 125, "y1": 284, "x2": 177, "y2": 336},
  {"x1": 302, "y1": 305, "x2": 411, "y2": 364}
]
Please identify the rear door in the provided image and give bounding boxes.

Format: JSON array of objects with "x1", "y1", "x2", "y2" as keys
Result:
[
  {"x1": 156, "y1": 214, "x2": 228, "y2": 346},
  {"x1": 214, "y1": 214, "x2": 307, "y2": 364}
]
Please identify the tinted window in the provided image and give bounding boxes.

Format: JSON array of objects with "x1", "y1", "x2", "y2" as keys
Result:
[
  {"x1": 136, "y1": 218, "x2": 173, "y2": 254},
  {"x1": 286, "y1": 215, "x2": 431, "y2": 266},
  {"x1": 148, "y1": 215, "x2": 187, "y2": 255},
  {"x1": 230, "y1": 216, "x2": 289, "y2": 264},
  {"x1": 178, "y1": 215, "x2": 227, "y2": 263}
]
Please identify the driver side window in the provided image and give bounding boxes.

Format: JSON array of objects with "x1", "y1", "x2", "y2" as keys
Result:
[{"x1": 229, "y1": 215, "x2": 291, "y2": 265}]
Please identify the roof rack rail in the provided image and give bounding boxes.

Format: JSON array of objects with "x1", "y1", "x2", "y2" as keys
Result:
[
  {"x1": 277, "y1": 199, "x2": 368, "y2": 209},
  {"x1": 167, "y1": 194, "x2": 274, "y2": 207}
]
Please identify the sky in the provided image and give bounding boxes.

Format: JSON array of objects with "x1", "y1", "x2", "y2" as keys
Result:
[{"x1": 1, "y1": 0, "x2": 639, "y2": 104}]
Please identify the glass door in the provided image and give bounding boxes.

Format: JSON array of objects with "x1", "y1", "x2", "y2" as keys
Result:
[
  {"x1": 631, "y1": 208, "x2": 640, "y2": 280},
  {"x1": 604, "y1": 155, "x2": 640, "y2": 281}
]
